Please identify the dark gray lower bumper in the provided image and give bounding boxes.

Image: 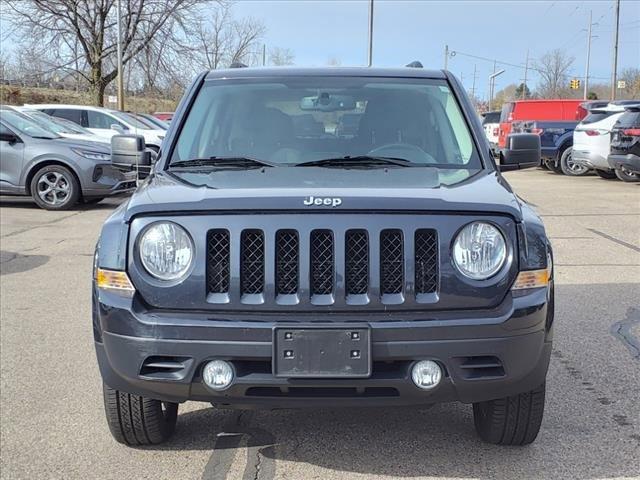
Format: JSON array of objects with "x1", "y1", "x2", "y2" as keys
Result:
[
  {"x1": 94, "y1": 288, "x2": 553, "y2": 407},
  {"x1": 608, "y1": 153, "x2": 640, "y2": 174}
]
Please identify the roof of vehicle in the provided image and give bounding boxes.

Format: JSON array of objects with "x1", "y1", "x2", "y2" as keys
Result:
[
  {"x1": 507, "y1": 99, "x2": 585, "y2": 104},
  {"x1": 204, "y1": 66, "x2": 447, "y2": 80},
  {"x1": 24, "y1": 103, "x2": 120, "y2": 113}
]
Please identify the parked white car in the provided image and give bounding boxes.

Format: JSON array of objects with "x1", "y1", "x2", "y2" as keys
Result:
[
  {"x1": 11, "y1": 107, "x2": 110, "y2": 145},
  {"x1": 572, "y1": 104, "x2": 627, "y2": 179},
  {"x1": 481, "y1": 111, "x2": 500, "y2": 151},
  {"x1": 25, "y1": 104, "x2": 166, "y2": 151}
]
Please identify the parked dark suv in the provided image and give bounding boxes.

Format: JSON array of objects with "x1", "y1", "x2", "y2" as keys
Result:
[
  {"x1": 93, "y1": 67, "x2": 552, "y2": 447},
  {"x1": 608, "y1": 105, "x2": 640, "y2": 182}
]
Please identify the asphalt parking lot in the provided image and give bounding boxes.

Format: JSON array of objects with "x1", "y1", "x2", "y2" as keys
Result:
[{"x1": 1, "y1": 169, "x2": 639, "y2": 480}]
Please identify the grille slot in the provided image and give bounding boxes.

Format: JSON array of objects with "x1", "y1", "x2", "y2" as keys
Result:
[
  {"x1": 456, "y1": 356, "x2": 505, "y2": 379},
  {"x1": 276, "y1": 230, "x2": 299, "y2": 295},
  {"x1": 380, "y1": 229, "x2": 404, "y2": 294},
  {"x1": 140, "y1": 356, "x2": 192, "y2": 380},
  {"x1": 241, "y1": 230, "x2": 265, "y2": 295},
  {"x1": 207, "y1": 229, "x2": 230, "y2": 294},
  {"x1": 345, "y1": 230, "x2": 369, "y2": 295},
  {"x1": 310, "y1": 230, "x2": 334, "y2": 295},
  {"x1": 415, "y1": 229, "x2": 438, "y2": 294}
]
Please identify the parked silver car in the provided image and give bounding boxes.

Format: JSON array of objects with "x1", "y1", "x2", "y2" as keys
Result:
[{"x1": 0, "y1": 107, "x2": 137, "y2": 210}]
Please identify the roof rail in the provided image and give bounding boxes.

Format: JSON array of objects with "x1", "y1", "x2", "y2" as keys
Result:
[
  {"x1": 229, "y1": 62, "x2": 248, "y2": 68},
  {"x1": 405, "y1": 61, "x2": 423, "y2": 68}
]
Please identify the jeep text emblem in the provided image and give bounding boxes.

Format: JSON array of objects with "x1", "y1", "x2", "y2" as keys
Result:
[{"x1": 303, "y1": 196, "x2": 342, "y2": 207}]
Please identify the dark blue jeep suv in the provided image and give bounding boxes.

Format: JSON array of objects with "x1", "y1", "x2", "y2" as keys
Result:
[{"x1": 93, "y1": 67, "x2": 552, "y2": 446}]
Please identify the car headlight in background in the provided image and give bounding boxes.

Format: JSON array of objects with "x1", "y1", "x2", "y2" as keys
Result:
[
  {"x1": 71, "y1": 148, "x2": 111, "y2": 161},
  {"x1": 452, "y1": 222, "x2": 507, "y2": 280},
  {"x1": 139, "y1": 222, "x2": 193, "y2": 281}
]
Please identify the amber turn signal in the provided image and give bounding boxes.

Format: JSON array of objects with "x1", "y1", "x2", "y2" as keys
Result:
[
  {"x1": 512, "y1": 268, "x2": 550, "y2": 290},
  {"x1": 95, "y1": 268, "x2": 135, "y2": 296}
]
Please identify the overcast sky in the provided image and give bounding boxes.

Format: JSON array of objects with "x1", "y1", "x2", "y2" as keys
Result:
[
  {"x1": 234, "y1": 0, "x2": 640, "y2": 98},
  {"x1": 0, "y1": 0, "x2": 638, "y2": 99}
]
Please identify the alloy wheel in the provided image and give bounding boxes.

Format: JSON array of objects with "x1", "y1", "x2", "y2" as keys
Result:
[{"x1": 37, "y1": 171, "x2": 71, "y2": 206}]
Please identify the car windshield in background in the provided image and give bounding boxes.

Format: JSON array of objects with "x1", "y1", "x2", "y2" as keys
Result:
[
  {"x1": 21, "y1": 110, "x2": 82, "y2": 135},
  {"x1": 0, "y1": 110, "x2": 59, "y2": 139},
  {"x1": 482, "y1": 111, "x2": 501, "y2": 124},
  {"x1": 170, "y1": 77, "x2": 482, "y2": 169},
  {"x1": 111, "y1": 111, "x2": 152, "y2": 130}
]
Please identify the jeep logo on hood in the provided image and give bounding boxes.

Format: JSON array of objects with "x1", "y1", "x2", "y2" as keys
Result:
[{"x1": 303, "y1": 196, "x2": 342, "y2": 207}]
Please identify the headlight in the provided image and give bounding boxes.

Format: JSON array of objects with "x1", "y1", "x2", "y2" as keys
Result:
[
  {"x1": 71, "y1": 148, "x2": 111, "y2": 161},
  {"x1": 452, "y1": 222, "x2": 507, "y2": 280},
  {"x1": 139, "y1": 222, "x2": 193, "y2": 281}
]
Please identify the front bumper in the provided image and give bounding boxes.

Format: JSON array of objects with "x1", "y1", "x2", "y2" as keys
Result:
[
  {"x1": 94, "y1": 287, "x2": 553, "y2": 408},
  {"x1": 608, "y1": 153, "x2": 640, "y2": 174},
  {"x1": 83, "y1": 165, "x2": 138, "y2": 198}
]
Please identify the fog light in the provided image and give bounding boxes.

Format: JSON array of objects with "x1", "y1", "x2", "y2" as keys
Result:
[
  {"x1": 411, "y1": 360, "x2": 442, "y2": 390},
  {"x1": 202, "y1": 360, "x2": 234, "y2": 390}
]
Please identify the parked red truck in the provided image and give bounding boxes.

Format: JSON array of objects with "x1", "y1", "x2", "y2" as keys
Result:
[{"x1": 497, "y1": 99, "x2": 587, "y2": 150}]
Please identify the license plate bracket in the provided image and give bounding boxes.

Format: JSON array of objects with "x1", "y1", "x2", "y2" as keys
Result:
[{"x1": 273, "y1": 327, "x2": 371, "y2": 378}]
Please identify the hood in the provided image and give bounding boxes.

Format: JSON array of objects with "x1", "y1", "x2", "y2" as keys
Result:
[
  {"x1": 123, "y1": 167, "x2": 522, "y2": 220},
  {"x1": 50, "y1": 137, "x2": 111, "y2": 152}
]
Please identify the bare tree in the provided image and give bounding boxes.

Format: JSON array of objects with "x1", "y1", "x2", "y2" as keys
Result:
[
  {"x1": 534, "y1": 49, "x2": 574, "y2": 98},
  {"x1": 618, "y1": 68, "x2": 640, "y2": 99},
  {"x1": 5, "y1": 0, "x2": 207, "y2": 105},
  {"x1": 189, "y1": 6, "x2": 265, "y2": 70},
  {"x1": 269, "y1": 47, "x2": 295, "y2": 66}
]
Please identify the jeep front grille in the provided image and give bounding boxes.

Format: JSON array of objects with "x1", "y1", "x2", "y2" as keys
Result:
[{"x1": 205, "y1": 226, "x2": 438, "y2": 306}]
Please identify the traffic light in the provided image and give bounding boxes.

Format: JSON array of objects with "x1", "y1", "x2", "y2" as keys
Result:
[{"x1": 570, "y1": 78, "x2": 581, "y2": 90}]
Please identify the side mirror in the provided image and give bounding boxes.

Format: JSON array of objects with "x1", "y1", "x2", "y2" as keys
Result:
[
  {"x1": 499, "y1": 133, "x2": 541, "y2": 172},
  {"x1": 110, "y1": 123, "x2": 126, "y2": 133},
  {"x1": 0, "y1": 131, "x2": 19, "y2": 144},
  {"x1": 111, "y1": 134, "x2": 151, "y2": 167}
]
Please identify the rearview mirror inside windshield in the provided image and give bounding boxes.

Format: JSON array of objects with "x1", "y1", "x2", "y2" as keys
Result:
[{"x1": 300, "y1": 93, "x2": 356, "y2": 112}]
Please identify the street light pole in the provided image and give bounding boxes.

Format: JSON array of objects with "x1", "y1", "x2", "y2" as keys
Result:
[
  {"x1": 116, "y1": 0, "x2": 124, "y2": 110},
  {"x1": 367, "y1": 0, "x2": 374, "y2": 67},
  {"x1": 488, "y1": 68, "x2": 505, "y2": 111},
  {"x1": 584, "y1": 10, "x2": 592, "y2": 100},
  {"x1": 610, "y1": 0, "x2": 620, "y2": 100}
]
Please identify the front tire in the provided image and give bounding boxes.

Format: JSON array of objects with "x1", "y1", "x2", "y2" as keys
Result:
[
  {"x1": 30, "y1": 165, "x2": 80, "y2": 210},
  {"x1": 560, "y1": 147, "x2": 589, "y2": 176},
  {"x1": 103, "y1": 383, "x2": 178, "y2": 446},
  {"x1": 473, "y1": 383, "x2": 546, "y2": 445},
  {"x1": 614, "y1": 168, "x2": 640, "y2": 182}
]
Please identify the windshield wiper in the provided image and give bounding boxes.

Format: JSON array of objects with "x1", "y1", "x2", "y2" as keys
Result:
[
  {"x1": 295, "y1": 155, "x2": 416, "y2": 168},
  {"x1": 170, "y1": 156, "x2": 278, "y2": 169}
]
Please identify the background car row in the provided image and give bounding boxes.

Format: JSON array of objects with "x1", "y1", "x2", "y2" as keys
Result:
[
  {"x1": 483, "y1": 98, "x2": 640, "y2": 182},
  {"x1": 0, "y1": 106, "x2": 173, "y2": 210}
]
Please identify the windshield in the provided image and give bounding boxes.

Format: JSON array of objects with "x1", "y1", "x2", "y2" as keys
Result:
[
  {"x1": 170, "y1": 77, "x2": 482, "y2": 169},
  {"x1": 21, "y1": 110, "x2": 89, "y2": 135},
  {"x1": 0, "y1": 110, "x2": 59, "y2": 139},
  {"x1": 111, "y1": 111, "x2": 152, "y2": 130}
]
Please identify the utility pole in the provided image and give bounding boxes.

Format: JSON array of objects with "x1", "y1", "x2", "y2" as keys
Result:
[
  {"x1": 584, "y1": 10, "x2": 593, "y2": 100},
  {"x1": 470, "y1": 64, "x2": 477, "y2": 100},
  {"x1": 444, "y1": 45, "x2": 449, "y2": 70},
  {"x1": 367, "y1": 0, "x2": 374, "y2": 67},
  {"x1": 116, "y1": 0, "x2": 124, "y2": 110},
  {"x1": 262, "y1": 44, "x2": 266, "y2": 66},
  {"x1": 610, "y1": 0, "x2": 620, "y2": 100},
  {"x1": 522, "y1": 49, "x2": 529, "y2": 99}
]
